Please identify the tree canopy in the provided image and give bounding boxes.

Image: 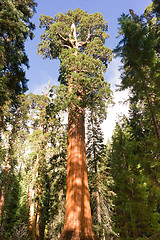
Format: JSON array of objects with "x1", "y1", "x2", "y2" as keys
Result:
[
  {"x1": 38, "y1": 8, "x2": 113, "y2": 114},
  {"x1": 0, "y1": 0, "x2": 37, "y2": 114}
]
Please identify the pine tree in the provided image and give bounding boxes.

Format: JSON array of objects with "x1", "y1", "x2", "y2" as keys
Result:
[
  {"x1": 86, "y1": 109, "x2": 115, "y2": 240},
  {"x1": 23, "y1": 91, "x2": 67, "y2": 240},
  {"x1": 111, "y1": 5, "x2": 160, "y2": 237},
  {"x1": 0, "y1": 94, "x2": 30, "y2": 239},
  {"x1": 23, "y1": 93, "x2": 50, "y2": 240},
  {"x1": 110, "y1": 118, "x2": 160, "y2": 239},
  {"x1": 114, "y1": 8, "x2": 160, "y2": 141},
  {"x1": 0, "y1": 0, "x2": 37, "y2": 126}
]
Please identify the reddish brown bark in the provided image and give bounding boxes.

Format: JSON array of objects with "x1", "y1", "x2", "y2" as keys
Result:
[
  {"x1": 27, "y1": 184, "x2": 35, "y2": 239},
  {"x1": 0, "y1": 190, "x2": 5, "y2": 221},
  {"x1": 0, "y1": 159, "x2": 11, "y2": 221},
  {"x1": 35, "y1": 183, "x2": 41, "y2": 240},
  {"x1": 35, "y1": 203, "x2": 40, "y2": 240},
  {"x1": 28, "y1": 185, "x2": 41, "y2": 240},
  {"x1": 59, "y1": 105, "x2": 96, "y2": 240},
  {"x1": 27, "y1": 156, "x2": 41, "y2": 240}
]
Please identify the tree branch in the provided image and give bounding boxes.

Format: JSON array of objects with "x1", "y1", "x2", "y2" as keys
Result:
[
  {"x1": 57, "y1": 32, "x2": 73, "y2": 48},
  {"x1": 57, "y1": 26, "x2": 91, "y2": 49},
  {"x1": 62, "y1": 44, "x2": 72, "y2": 49},
  {"x1": 57, "y1": 32, "x2": 67, "y2": 42},
  {"x1": 78, "y1": 29, "x2": 91, "y2": 47}
]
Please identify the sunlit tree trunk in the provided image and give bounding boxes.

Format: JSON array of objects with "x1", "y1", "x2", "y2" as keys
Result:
[
  {"x1": 0, "y1": 152, "x2": 12, "y2": 222},
  {"x1": 28, "y1": 153, "x2": 41, "y2": 240},
  {"x1": 0, "y1": 190, "x2": 5, "y2": 222},
  {"x1": 38, "y1": 11, "x2": 112, "y2": 239},
  {"x1": 28, "y1": 183, "x2": 35, "y2": 239},
  {"x1": 28, "y1": 182, "x2": 41, "y2": 240},
  {"x1": 60, "y1": 104, "x2": 95, "y2": 239},
  {"x1": 35, "y1": 185, "x2": 41, "y2": 240}
]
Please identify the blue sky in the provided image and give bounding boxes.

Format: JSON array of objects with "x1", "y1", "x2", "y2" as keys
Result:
[{"x1": 25, "y1": 0, "x2": 152, "y2": 94}]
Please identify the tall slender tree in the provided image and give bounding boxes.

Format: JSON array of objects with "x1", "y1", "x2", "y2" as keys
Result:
[
  {"x1": 111, "y1": 3, "x2": 160, "y2": 237},
  {"x1": 0, "y1": 94, "x2": 30, "y2": 239},
  {"x1": 86, "y1": 109, "x2": 115, "y2": 240},
  {"x1": 110, "y1": 116, "x2": 160, "y2": 239},
  {"x1": 0, "y1": 1, "x2": 37, "y2": 225},
  {"x1": 38, "y1": 8, "x2": 112, "y2": 240},
  {"x1": 114, "y1": 7, "x2": 160, "y2": 141},
  {"x1": 0, "y1": 0, "x2": 37, "y2": 122}
]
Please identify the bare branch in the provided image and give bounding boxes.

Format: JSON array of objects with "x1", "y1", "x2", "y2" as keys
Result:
[
  {"x1": 62, "y1": 44, "x2": 72, "y2": 49},
  {"x1": 86, "y1": 28, "x2": 91, "y2": 42},
  {"x1": 71, "y1": 23, "x2": 77, "y2": 40},
  {"x1": 78, "y1": 29, "x2": 91, "y2": 47},
  {"x1": 57, "y1": 32, "x2": 74, "y2": 48},
  {"x1": 57, "y1": 26, "x2": 91, "y2": 49},
  {"x1": 57, "y1": 32, "x2": 68, "y2": 42}
]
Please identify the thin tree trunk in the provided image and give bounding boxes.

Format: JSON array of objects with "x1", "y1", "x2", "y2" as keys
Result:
[
  {"x1": 96, "y1": 189, "x2": 102, "y2": 239},
  {"x1": 58, "y1": 189, "x2": 64, "y2": 238},
  {"x1": 28, "y1": 184, "x2": 35, "y2": 239},
  {"x1": 91, "y1": 112, "x2": 102, "y2": 239},
  {"x1": 28, "y1": 154, "x2": 40, "y2": 240},
  {"x1": 59, "y1": 106, "x2": 96, "y2": 240},
  {"x1": 35, "y1": 198, "x2": 41, "y2": 240},
  {"x1": 35, "y1": 170, "x2": 42, "y2": 240},
  {"x1": 0, "y1": 190, "x2": 5, "y2": 222},
  {"x1": 146, "y1": 91, "x2": 160, "y2": 140},
  {"x1": 28, "y1": 177, "x2": 41, "y2": 240},
  {"x1": 0, "y1": 158, "x2": 11, "y2": 222}
]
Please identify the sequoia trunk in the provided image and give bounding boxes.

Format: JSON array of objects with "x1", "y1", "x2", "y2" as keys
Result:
[{"x1": 59, "y1": 106, "x2": 95, "y2": 240}]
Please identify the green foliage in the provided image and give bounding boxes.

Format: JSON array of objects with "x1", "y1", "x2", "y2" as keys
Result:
[
  {"x1": 38, "y1": 8, "x2": 113, "y2": 115},
  {"x1": 37, "y1": 9, "x2": 113, "y2": 238},
  {"x1": 110, "y1": 3, "x2": 160, "y2": 239},
  {"x1": 0, "y1": 172, "x2": 30, "y2": 240},
  {"x1": 114, "y1": 8, "x2": 160, "y2": 142},
  {"x1": 86, "y1": 109, "x2": 116, "y2": 239},
  {"x1": 0, "y1": 0, "x2": 37, "y2": 116},
  {"x1": 20, "y1": 92, "x2": 67, "y2": 239},
  {"x1": 38, "y1": 9, "x2": 110, "y2": 59},
  {"x1": 46, "y1": 127, "x2": 67, "y2": 239},
  {"x1": 110, "y1": 118, "x2": 160, "y2": 239},
  {"x1": 2, "y1": 3, "x2": 160, "y2": 240}
]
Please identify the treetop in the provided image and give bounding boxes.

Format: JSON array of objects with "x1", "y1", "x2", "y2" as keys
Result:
[{"x1": 38, "y1": 8, "x2": 110, "y2": 61}]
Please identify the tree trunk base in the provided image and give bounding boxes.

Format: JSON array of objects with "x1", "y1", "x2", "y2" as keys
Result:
[{"x1": 59, "y1": 227, "x2": 96, "y2": 240}]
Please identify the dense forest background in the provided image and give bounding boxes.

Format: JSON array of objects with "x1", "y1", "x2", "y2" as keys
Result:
[{"x1": 0, "y1": 0, "x2": 160, "y2": 239}]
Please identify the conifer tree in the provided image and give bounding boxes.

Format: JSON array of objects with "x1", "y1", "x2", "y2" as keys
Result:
[
  {"x1": 86, "y1": 109, "x2": 115, "y2": 240},
  {"x1": 110, "y1": 117, "x2": 160, "y2": 239},
  {"x1": 23, "y1": 93, "x2": 50, "y2": 240},
  {"x1": 38, "y1": 8, "x2": 112, "y2": 239},
  {"x1": 23, "y1": 91, "x2": 67, "y2": 240},
  {"x1": 0, "y1": 94, "x2": 30, "y2": 239},
  {"x1": 114, "y1": 7, "x2": 160, "y2": 141},
  {"x1": 0, "y1": 0, "x2": 37, "y2": 126},
  {"x1": 112, "y1": 4, "x2": 160, "y2": 238}
]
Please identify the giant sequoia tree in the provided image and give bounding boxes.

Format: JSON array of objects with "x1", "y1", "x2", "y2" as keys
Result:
[{"x1": 38, "y1": 8, "x2": 112, "y2": 240}]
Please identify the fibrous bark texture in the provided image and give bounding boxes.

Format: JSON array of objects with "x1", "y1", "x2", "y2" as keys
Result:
[
  {"x1": 27, "y1": 184, "x2": 35, "y2": 239},
  {"x1": 59, "y1": 107, "x2": 96, "y2": 240},
  {"x1": 0, "y1": 190, "x2": 5, "y2": 221}
]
